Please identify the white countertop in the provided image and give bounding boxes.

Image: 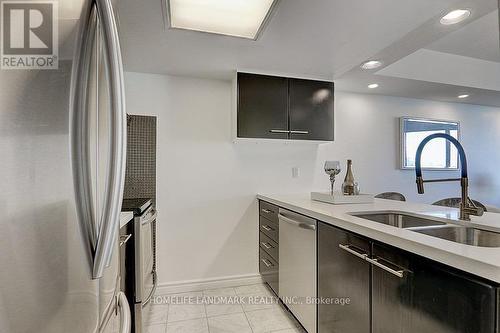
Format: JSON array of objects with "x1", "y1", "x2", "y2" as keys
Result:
[
  {"x1": 120, "y1": 212, "x2": 134, "y2": 229},
  {"x1": 257, "y1": 193, "x2": 500, "y2": 283}
]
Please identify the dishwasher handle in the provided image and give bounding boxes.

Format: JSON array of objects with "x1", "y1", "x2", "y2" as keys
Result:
[{"x1": 278, "y1": 213, "x2": 316, "y2": 231}]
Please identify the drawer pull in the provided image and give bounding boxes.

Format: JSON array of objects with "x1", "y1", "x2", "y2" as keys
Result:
[
  {"x1": 269, "y1": 129, "x2": 290, "y2": 134},
  {"x1": 119, "y1": 234, "x2": 132, "y2": 247},
  {"x1": 366, "y1": 257, "x2": 405, "y2": 278},
  {"x1": 339, "y1": 244, "x2": 368, "y2": 260},
  {"x1": 261, "y1": 225, "x2": 273, "y2": 232},
  {"x1": 261, "y1": 259, "x2": 273, "y2": 267},
  {"x1": 261, "y1": 242, "x2": 273, "y2": 250},
  {"x1": 261, "y1": 208, "x2": 272, "y2": 214},
  {"x1": 290, "y1": 130, "x2": 309, "y2": 134}
]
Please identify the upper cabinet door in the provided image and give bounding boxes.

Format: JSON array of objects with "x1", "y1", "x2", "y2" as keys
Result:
[
  {"x1": 289, "y1": 79, "x2": 334, "y2": 141},
  {"x1": 237, "y1": 73, "x2": 289, "y2": 139}
]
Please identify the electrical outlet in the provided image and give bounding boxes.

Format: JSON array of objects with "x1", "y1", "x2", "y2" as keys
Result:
[{"x1": 292, "y1": 167, "x2": 300, "y2": 178}]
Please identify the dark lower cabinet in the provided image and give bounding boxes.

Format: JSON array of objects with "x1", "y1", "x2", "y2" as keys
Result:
[
  {"x1": 318, "y1": 222, "x2": 499, "y2": 333},
  {"x1": 371, "y1": 243, "x2": 413, "y2": 333},
  {"x1": 318, "y1": 222, "x2": 371, "y2": 333},
  {"x1": 259, "y1": 201, "x2": 280, "y2": 295},
  {"x1": 259, "y1": 248, "x2": 279, "y2": 295},
  {"x1": 372, "y1": 242, "x2": 497, "y2": 333}
]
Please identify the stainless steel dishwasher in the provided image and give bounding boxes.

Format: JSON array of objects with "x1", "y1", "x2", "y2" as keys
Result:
[{"x1": 278, "y1": 208, "x2": 317, "y2": 333}]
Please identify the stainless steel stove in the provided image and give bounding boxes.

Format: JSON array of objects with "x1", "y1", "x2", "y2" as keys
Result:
[{"x1": 120, "y1": 198, "x2": 157, "y2": 333}]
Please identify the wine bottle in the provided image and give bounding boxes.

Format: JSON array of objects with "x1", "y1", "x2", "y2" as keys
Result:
[{"x1": 342, "y1": 160, "x2": 359, "y2": 195}]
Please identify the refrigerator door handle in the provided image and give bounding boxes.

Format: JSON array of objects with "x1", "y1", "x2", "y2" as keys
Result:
[
  {"x1": 93, "y1": 0, "x2": 127, "y2": 279},
  {"x1": 70, "y1": 1, "x2": 99, "y2": 275},
  {"x1": 118, "y1": 292, "x2": 132, "y2": 333}
]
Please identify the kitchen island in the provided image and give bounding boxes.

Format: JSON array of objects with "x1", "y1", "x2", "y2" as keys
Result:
[
  {"x1": 258, "y1": 193, "x2": 500, "y2": 282},
  {"x1": 257, "y1": 193, "x2": 500, "y2": 333}
]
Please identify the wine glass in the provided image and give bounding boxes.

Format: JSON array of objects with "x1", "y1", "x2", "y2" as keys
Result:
[{"x1": 324, "y1": 161, "x2": 341, "y2": 195}]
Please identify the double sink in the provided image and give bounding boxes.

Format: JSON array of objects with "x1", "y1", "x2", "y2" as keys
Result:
[{"x1": 350, "y1": 211, "x2": 500, "y2": 248}]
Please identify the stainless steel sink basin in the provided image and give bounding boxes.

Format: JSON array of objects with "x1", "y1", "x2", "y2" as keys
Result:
[
  {"x1": 350, "y1": 210, "x2": 500, "y2": 247},
  {"x1": 350, "y1": 211, "x2": 446, "y2": 229},
  {"x1": 414, "y1": 226, "x2": 500, "y2": 248}
]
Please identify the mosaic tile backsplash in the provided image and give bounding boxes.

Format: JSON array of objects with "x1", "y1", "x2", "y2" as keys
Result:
[{"x1": 124, "y1": 115, "x2": 157, "y2": 204}]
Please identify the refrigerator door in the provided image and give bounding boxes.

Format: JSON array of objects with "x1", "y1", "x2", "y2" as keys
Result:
[
  {"x1": 0, "y1": 0, "x2": 126, "y2": 331},
  {"x1": 99, "y1": 232, "x2": 131, "y2": 333},
  {"x1": 0, "y1": 0, "x2": 101, "y2": 332},
  {"x1": 71, "y1": 0, "x2": 127, "y2": 280},
  {"x1": 74, "y1": 0, "x2": 128, "y2": 329}
]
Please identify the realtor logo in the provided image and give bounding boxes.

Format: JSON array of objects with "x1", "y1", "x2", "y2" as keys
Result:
[{"x1": 1, "y1": 1, "x2": 58, "y2": 69}]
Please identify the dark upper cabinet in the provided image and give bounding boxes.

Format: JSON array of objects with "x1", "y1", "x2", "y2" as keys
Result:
[
  {"x1": 289, "y1": 78, "x2": 334, "y2": 141},
  {"x1": 237, "y1": 73, "x2": 289, "y2": 139},
  {"x1": 237, "y1": 72, "x2": 334, "y2": 141}
]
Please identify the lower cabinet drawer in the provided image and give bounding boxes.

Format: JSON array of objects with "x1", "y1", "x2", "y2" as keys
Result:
[
  {"x1": 259, "y1": 249, "x2": 279, "y2": 295},
  {"x1": 259, "y1": 201, "x2": 279, "y2": 223},
  {"x1": 260, "y1": 216, "x2": 279, "y2": 243},
  {"x1": 260, "y1": 232, "x2": 279, "y2": 261}
]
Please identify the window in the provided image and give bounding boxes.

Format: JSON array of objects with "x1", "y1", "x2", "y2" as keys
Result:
[{"x1": 401, "y1": 117, "x2": 459, "y2": 170}]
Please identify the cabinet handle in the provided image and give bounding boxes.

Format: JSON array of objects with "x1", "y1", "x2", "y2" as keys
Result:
[
  {"x1": 261, "y1": 208, "x2": 272, "y2": 214},
  {"x1": 141, "y1": 209, "x2": 158, "y2": 226},
  {"x1": 261, "y1": 259, "x2": 273, "y2": 267},
  {"x1": 119, "y1": 234, "x2": 132, "y2": 247},
  {"x1": 261, "y1": 225, "x2": 273, "y2": 232},
  {"x1": 366, "y1": 257, "x2": 405, "y2": 278},
  {"x1": 290, "y1": 130, "x2": 309, "y2": 134},
  {"x1": 269, "y1": 129, "x2": 290, "y2": 134},
  {"x1": 261, "y1": 242, "x2": 273, "y2": 250},
  {"x1": 339, "y1": 244, "x2": 368, "y2": 260}
]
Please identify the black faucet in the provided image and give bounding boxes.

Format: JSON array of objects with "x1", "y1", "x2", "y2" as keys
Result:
[{"x1": 415, "y1": 133, "x2": 483, "y2": 221}]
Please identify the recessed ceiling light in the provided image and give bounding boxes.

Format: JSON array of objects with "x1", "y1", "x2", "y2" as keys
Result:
[
  {"x1": 368, "y1": 83, "x2": 379, "y2": 89},
  {"x1": 361, "y1": 60, "x2": 383, "y2": 70},
  {"x1": 440, "y1": 9, "x2": 471, "y2": 25},
  {"x1": 458, "y1": 94, "x2": 469, "y2": 99},
  {"x1": 167, "y1": 0, "x2": 278, "y2": 39}
]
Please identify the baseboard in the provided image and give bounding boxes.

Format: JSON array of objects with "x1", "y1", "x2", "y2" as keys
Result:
[{"x1": 155, "y1": 273, "x2": 263, "y2": 295}]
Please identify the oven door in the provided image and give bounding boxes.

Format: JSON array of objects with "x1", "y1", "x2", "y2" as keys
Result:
[{"x1": 134, "y1": 207, "x2": 157, "y2": 305}]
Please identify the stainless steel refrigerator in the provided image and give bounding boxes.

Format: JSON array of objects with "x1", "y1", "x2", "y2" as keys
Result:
[{"x1": 0, "y1": 0, "x2": 130, "y2": 332}]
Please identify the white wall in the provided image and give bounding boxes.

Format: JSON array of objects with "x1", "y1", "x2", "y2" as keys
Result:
[
  {"x1": 316, "y1": 92, "x2": 500, "y2": 206},
  {"x1": 124, "y1": 72, "x2": 500, "y2": 286}
]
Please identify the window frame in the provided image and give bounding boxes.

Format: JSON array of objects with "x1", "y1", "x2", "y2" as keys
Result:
[{"x1": 400, "y1": 117, "x2": 461, "y2": 171}]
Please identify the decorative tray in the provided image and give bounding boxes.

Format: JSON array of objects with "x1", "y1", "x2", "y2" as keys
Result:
[{"x1": 311, "y1": 191, "x2": 374, "y2": 204}]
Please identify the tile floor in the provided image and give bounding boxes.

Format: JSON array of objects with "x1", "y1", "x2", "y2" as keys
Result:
[{"x1": 143, "y1": 283, "x2": 306, "y2": 333}]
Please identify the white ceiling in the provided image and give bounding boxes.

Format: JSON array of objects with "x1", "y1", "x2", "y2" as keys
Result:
[
  {"x1": 427, "y1": 10, "x2": 500, "y2": 62},
  {"x1": 117, "y1": 0, "x2": 464, "y2": 80},
  {"x1": 378, "y1": 49, "x2": 500, "y2": 91},
  {"x1": 115, "y1": 0, "x2": 500, "y2": 106},
  {"x1": 334, "y1": 0, "x2": 500, "y2": 107}
]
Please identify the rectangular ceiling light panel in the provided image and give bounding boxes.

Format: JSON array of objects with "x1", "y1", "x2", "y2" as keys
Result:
[{"x1": 168, "y1": 0, "x2": 277, "y2": 39}]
